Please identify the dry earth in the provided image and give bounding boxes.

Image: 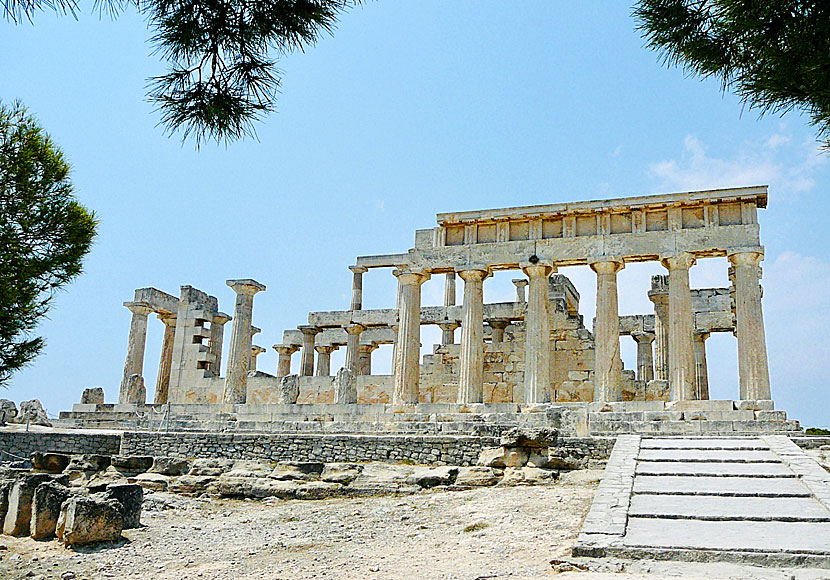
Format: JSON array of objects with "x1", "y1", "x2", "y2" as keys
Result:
[{"x1": 0, "y1": 470, "x2": 828, "y2": 580}]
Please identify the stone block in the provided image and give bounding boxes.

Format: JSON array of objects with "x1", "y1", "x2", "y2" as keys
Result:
[
  {"x1": 405, "y1": 466, "x2": 458, "y2": 488},
  {"x1": 133, "y1": 473, "x2": 169, "y2": 492},
  {"x1": 104, "y1": 483, "x2": 143, "y2": 529},
  {"x1": 642, "y1": 411, "x2": 683, "y2": 422},
  {"x1": 169, "y1": 475, "x2": 217, "y2": 495},
  {"x1": 30, "y1": 481, "x2": 71, "y2": 540},
  {"x1": 499, "y1": 426, "x2": 558, "y2": 448},
  {"x1": 477, "y1": 447, "x2": 506, "y2": 468},
  {"x1": 81, "y1": 387, "x2": 105, "y2": 405},
  {"x1": 755, "y1": 410, "x2": 787, "y2": 422},
  {"x1": 568, "y1": 371, "x2": 589, "y2": 381},
  {"x1": 454, "y1": 466, "x2": 501, "y2": 487},
  {"x1": 57, "y1": 495, "x2": 123, "y2": 546},
  {"x1": 666, "y1": 400, "x2": 735, "y2": 412},
  {"x1": 735, "y1": 399, "x2": 775, "y2": 411},
  {"x1": 188, "y1": 458, "x2": 234, "y2": 476},
  {"x1": 503, "y1": 448, "x2": 529, "y2": 467},
  {"x1": 31, "y1": 452, "x2": 70, "y2": 473},
  {"x1": 270, "y1": 462, "x2": 324, "y2": 481},
  {"x1": 3, "y1": 473, "x2": 56, "y2": 536},
  {"x1": 521, "y1": 466, "x2": 557, "y2": 483},
  {"x1": 110, "y1": 455, "x2": 154, "y2": 474},
  {"x1": 321, "y1": 463, "x2": 363, "y2": 485},
  {"x1": 150, "y1": 457, "x2": 190, "y2": 476},
  {"x1": 682, "y1": 410, "x2": 755, "y2": 421}
]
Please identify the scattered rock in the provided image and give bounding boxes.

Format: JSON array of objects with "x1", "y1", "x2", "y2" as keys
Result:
[
  {"x1": 499, "y1": 426, "x2": 558, "y2": 448},
  {"x1": 545, "y1": 447, "x2": 589, "y2": 471},
  {"x1": 295, "y1": 481, "x2": 344, "y2": 500},
  {"x1": 110, "y1": 455, "x2": 154, "y2": 474},
  {"x1": 406, "y1": 467, "x2": 458, "y2": 488},
  {"x1": 521, "y1": 466, "x2": 557, "y2": 483},
  {"x1": 454, "y1": 467, "x2": 501, "y2": 487},
  {"x1": 169, "y1": 475, "x2": 218, "y2": 495},
  {"x1": 476, "y1": 447, "x2": 506, "y2": 468},
  {"x1": 3, "y1": 473, "x2": 58, "y2": 536},
  {"x1": 269, "y1": 462, "x2": 323, "y2": 481},
  {"x1": 149, "y1": 456, "x2": 190, "y2": 476},
  {"x1": 0, "y1": 400, "x2": 17, "y2": 425},
  {"x1": 503, "y1": 448, "x2": 529, "y2": 468},
  {"x1": 16, "y1": 400, "x2": 51, "y2": 427},
  {"x1": 30, "y1": 481, "x2": 72, "y2": 540},
  {"x1": 86, "y1": 468, "x2": 129, "y2": 492},
  {"x1": 56, "y1": 495, "x2": 123, "y2": 547},
  {"x1": 133, "y1": 472, "x2": 170, "y2": 492},
  {"x1": 558, "y1": 469, "x2": 604, "y2": 486},
  {"x1": 320, "y1": 463, "x2": 363, "y2": 485},
  {"x1": 104, "y1": 483, "x2": 143, "y2": 529},
  {"x1": 31, "y1": 453, "x2": 70, "y2": 474},
  {"x1": 188, "y1": 459, "x2": 233, "y2": 477}
]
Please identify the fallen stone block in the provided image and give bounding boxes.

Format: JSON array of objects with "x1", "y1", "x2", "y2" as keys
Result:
[
  {"x1": 31, "y1": 453, "x2": 71, "y2": 473},
  {"x1": 188, "y1": 459, "x2": 233, "y2": 476},
  {"x1": 320, "y1": 463, "x2": 363, "y2": 485},
  {"x1": 149, "y1": 457, "x2": 190, "y2": 476},
  {"x1": 477, "y1": 447, "x2": 506, "y2": 468},
  {"x1": 454, "y1": 466, "x2": 501, "y2": 487},
  {"x1": 168, "y1": 475, "x2": 218, "y2": 495},
  {"x1": 80, "y1": 387, "x2": 105, "y2": 405},
  {"x1": 295, "y1": 481, "x2": 344, "y2": 500},
  {"x1": 110, "y1": 456, "x2": 154, "y2": 474},
  {"x1": 31, "y1": 481, "x2": 72, "y2": 540},
  {"x1": 104, "y1": 483, "x2": 143, "y2": 529},
  {"x1": 406, "y1": 466, "x2": 458, "y2": 488},
  {"x1": 16, "y1": 399, "x2": 51, "y2": 427},
  {"x1": 270, "y1": 462, "x2": 324, "y2": 481},
  {"x1": 500, "y1": 427, "x2": 558, "y2": 448},
  {"x1": 57, "y1": 496, "x2": 123, "y2": 547},
  {"x1": 503, "y1": 448, "x2": 529, "y2": 468},
  {"x1": 132, "y1": 473, "x2": 170, "y2": 492},
  {"x1": 3, "y1": 473, "x2": 59, "y2": 536}
]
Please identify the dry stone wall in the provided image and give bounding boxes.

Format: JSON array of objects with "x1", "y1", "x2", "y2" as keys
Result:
[{"x1": 0, "y1": 432, "x2": 120, "y2": 460}]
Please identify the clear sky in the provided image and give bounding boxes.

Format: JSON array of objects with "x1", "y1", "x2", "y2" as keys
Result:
[{"x1": 2, "y1": 2, "x2": 828, "y2": 426}]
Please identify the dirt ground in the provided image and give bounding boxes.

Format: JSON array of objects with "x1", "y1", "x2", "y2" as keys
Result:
[{"x1": 1, "y1": 474, "x2": 828, "y2": 580}]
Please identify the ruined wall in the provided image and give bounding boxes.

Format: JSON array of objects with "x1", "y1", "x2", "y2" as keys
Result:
[{"x1": 0, "y1": 431, "x2": 121, "y2": 459}]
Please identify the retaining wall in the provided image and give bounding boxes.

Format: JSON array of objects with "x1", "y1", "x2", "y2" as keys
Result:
[{"x1": 0, "y1": 430, "x2": 121, "y2": 459}]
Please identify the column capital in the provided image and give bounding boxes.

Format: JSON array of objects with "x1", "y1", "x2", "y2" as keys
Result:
[
  {"x1": 298, "y1": 325, "x2": 321, "y2": 337},
  {"x1": 314, "y1": 345, "x2": 337, "y2": 355},
  {"x1": 250, "y1": 325, "x2": 261, "y2": 336},
  {"x1": 694, "y1": 331, "x2": 711, "y2": 342},
  {"x1": 226, "y1": 278, "x2": 266, "y2": 295},
  {"x1": 520, "y1": 260, "x2": 556, "y2": 278},
  {"x1": 124, "y1": 301, "x2": 153, "y2": 316},
  {"x1": 157, "y1": 312, "x2": 178, "y2": 326},
  {"x1": 251, "y1": 345, "x2": 266, "y2": 356},
  {"x1": 358, "y1": 342, "x2": 379, "y2": 353},
  {"x1": 588, "y1": 256, "x2": 625, "y2": 275},
  {"x1": 512, "y1": 278, "x2": 528, "y2": 288},
  {"x1": 631, "y1": 331, "x2": 655, "y2": 344},
  {"x1": 661, "y1": 252, "x2": 696, "y2": 271},
  {"x1": 488, "y1": 318, "x2": 510, "y2": 330},
  {"x1": 212, "y1": 312, "x2": 232, "y2": 325},
  {"x1": 393, "y1": 269, "x2": 430, "y2": 285},
  {"x1": 344, "y1": 323, "x2": 366, "y2": 336},
  {"x1": 349, "y1": 265, "x2": 368, "y2": 275},
  {"x1": 728, "y1": 246, "x2": 764, "y2": 267},
  {"x1": 438, "y1": 321, "x2": 460, "y2": 332},
  {"x1": 273, "y1": 344, "x2": 300, "y2": 356},
  {"x1": 455, "y1": 265, "x2": 491, "y2": 282}
]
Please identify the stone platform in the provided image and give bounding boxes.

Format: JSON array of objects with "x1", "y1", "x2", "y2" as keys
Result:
[
  {"x1": 57, "y1": 399, "x2": 800, "y2": 437},
  {"x1": 574, "y1": 435, "x2": 830, "y2": 567}
]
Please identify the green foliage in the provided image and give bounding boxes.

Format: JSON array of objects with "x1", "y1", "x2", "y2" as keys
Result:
[
  {"x1": 3, "y1": 0, "x2": 362, "y2": 145},
  {"x1": 462, "y1": 522, "x2": 489, "y2": 533},
  {"x1": 0, "y1": 100, "x2": 97, "y2": 384},
  {"x1": 806, "y1": 427, "x2": 830, "y2": 436},
  {"x1": 634, "y1": 0, "x2": 830, "y2": 147}
]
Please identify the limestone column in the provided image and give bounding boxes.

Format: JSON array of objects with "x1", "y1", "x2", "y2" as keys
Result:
[
  {"x1": 298, "y1": 326, "x2": 320, "y2": 377},
  {"x1": 648, "y1": 276, "x2": 670, "y2": 382},
  {"x1": 631, "y1": 332, "x2": 655, "y2": 384},
  {"x1": 250, "y1": 345, "x2": 266, "y2": 371},
  {"x1": 392, "y1": 269, "x2": 429, "y2": 405},
  {"x1": 350, "y1": 266, "x2": 367, "y2": 310},
  {"x1": 489, "y1": 319, "x2": 509, "y2": 343},
  {"x1": 728, "y1": 249, "x2": 771, "y2": 400},
  {"x1": 315, "y1": 345, "x2": 336, "y2": 376},
  {"x1": 344, "y1": 323, "x2": 366, "y2": 373},
  {"x1": 457, "y1": 267, "x2": 489, "y2": 405},
  {"x1": 438, "y1": 321, "x2": 459, "y2": 345},
  {"x1": 358, "y1": 343, "x2": 378, "y2": 375},
  {"x1": 521, "y1": 261, "x2": 555, "y2": 405},
  {"x1": 209, "y1": 312, "x2": 231, "y2": 376},
  {"x1": 273, "y1": 344, "x2": 299, "y2": 378},
  {"x1": 119, "y1": 301, "x2": 153, "y2": 404},
  {"x1": 223, "y1": 279, "x2": 266, "y2": 404},
  {"x1": 444, "y1": 272, "x2": 457, "y2": 307},
  {"x1": 661, "y1": 253, "x2": 697, "y2": 401},
  {"x1": 512, "y1": 279, "x2": 528, "y2": 303},
  {"x1": 154, "y1": 314, "x2": 177, "y2": 405},
  {"x1": 693, "y1": 332, "x2": 710, "y2": 400},
  {"x1": 590, "y1": 258, "x2": 625, "y2": 402}
]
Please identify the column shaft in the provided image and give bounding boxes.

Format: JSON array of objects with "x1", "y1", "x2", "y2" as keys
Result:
[
  {"x1": 119, "y1": 302, "x2": 152, "y2": 404},
  {"x1": 662, "y1": 254, "x2": 696, "y2": 401},
  {"x1": 315, "y1": 346, "x2": 333, "y2": 377},
  {"x1": 632, "y1": 333, "x2": 655, "y2": 384},
  {"x1": 344, "y1": 324, "x2": 365, "y2": 373},
  {"x1": 591, "y1": 259, "x2": 624, "y2": 402},
  {"x1": 350, "y1": 266, "x2": 367, "y2": 311},
  {"x1": 154, "y1": 316, "x2": 177, "y2": 405},
  {"x1": 522, "y1": 262, "x2": 554, "y2": 405},
  {"x1": 457, "y1": 268, "x2": 488, "y2": 405},
  {"x1": 693, "y1": 333, "x2": 710, "y2": 400},
  {"x1": 299, "y1": 326, "x2": 320, "y2": 377},
  {"x1": 444, "y1": 272, "x2": 456, "y2": 307},
  {"x1": 274, "y1": 345, "x2": 298, "y2": 378},
  {"x1": 392, "y1": 270, "x2": 428, "y2": 405}
]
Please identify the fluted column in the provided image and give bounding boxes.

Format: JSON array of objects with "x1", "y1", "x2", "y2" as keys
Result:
[
  {"x1": 315, "y1": 345, "x2": 336, "y2": 376},
  {"x1": 590, "y1": 258, "x2": 625, "y2": 402},
  {"x1": 457, "y1": 267, "x2": 489, "y2": 405},
  {"x1": 632, "y1": 332, "x2": 655, "y2": 384},
  {"x1": 119, "y1": 301, "x2": 153, "y2": 404},
  {"x1": 273, "y1": 344, "x2": 299, "y2": 378},
  {"x1": 298, "y1": 326, "x2": 320, "y2": 377},
  {"x1": 522, "y1": 261, "x2": 555, "y2": 405},
  {"x1": 661, "y1": 253, "x2": 696, "y2": 401},
  {"x1": 154, "y1": 314, "x2": 177, "y2": 405},
  {"x1": 489, "y1": 319, "x2": 509, "y2": 343},
  {"x1": 344, "y1": 323, "x2": 365, "y2": 372},
  {"x1": 209, "y1": 312, "x2": 231, "y2": 376},
  {"x1": 439, "y1": 321, "x2": 459, "y2": 345},
  {"x1": 693, "y1": 332, "x2": 710, "y2": 400},
  {"x1": 223, "y1": 279, "x2": 266, "y2": 404},
  {"x1": 444, "y1": 272, "x2": 457, "y2": 307},
  {"x1": 350, "y1": 266, "x2": 367, "y2": 310},
  {"x1": 728, "y1": 248, "x2": 771, "y2": 400},
  {"x1": 358, "y1": 343, "x2": 378, "y2": 375},
  {"x1": 648, "y1": 276, "x2": 669, "y2": 382},
  {"x1": 512, "y1": 279, "x2": 528, "y2": 303},
  {"x1": 392, "y1": 269, "x2": 429, "y2": 405}
]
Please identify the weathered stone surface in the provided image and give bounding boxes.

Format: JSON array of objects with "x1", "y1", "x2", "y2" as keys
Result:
[
  {"x1": 0, "y1": 399, "x2": 17, "y2": 424},
  {"x1": 320, "y1": 463, "x2": 363, "y2": 485},
  {"x1": 347, "y1": 463, "x2": 414, "y2": 494},
  {"x1": 334, "y1": 368, "x2": 357, "y2": 404},
  {"x1": 110, "y1": 455, "x2": 154, "y2": 474},
  {"x1": 150, "y1": 457, "x2": 190, "y2": 476},
  {"x1": 133, "y1": 472, "x2": 170, "y2": 492},
  {"x1": 295, "y1": 481, "x2": 344, "y2": 500},
  {"x1": 66, "y1": 454, "x2": 111, "y2": 474},
  {"x1": 454, "y1": 466, "x2": 501, "y2": 487},
  {"x1": 278, "y1": 375, "x2": 300, "y2": 404},
  {"x1": 80, "y1": 387, "x2": 105, "y2": 405},
  {"x1": 31, "y1": 452, "x2": 70, "y2": 473},
  {"x1": 503, "y1": 448, "x2": 529, "y2": 468},
  {"x1": 270, "y1": 462, "x2": 324, "y2": 481},
  {"x1": 499, "y1": 427, "x2": 558, "y2": 448},
  {"x1": 226, "y1": 461, "x2": 274, "y2": 478},
  {"x1": 406, "y1": 466, "x2": 458, "y2": 488},
  {"x1": 477, "y1": 447, "x2": 506, "y2": 468},
  {"x1": 105, "y1": 483, "x2": 143, "y2": 529},
  {"x1": 545, "y1": 447, "x2": 589, "y2": 471},
  {"x1": 558, "y1": 469, "x2": 604, "y2": 486},
  {"x1": 188, "y1": 458, "x2": 234, "y2": 476},
  {"x1": 17, "y1": 399, "x2": 51, "y2": 427},
  {"x1": 168, "y1": 475, "x2": 217, "y2": 495},
  {"x1": 122, "y1": 374, "x2": 146, "y2": 406},
  {"x1": 521, "y1": 466, "x2": 557, "y2": 483},
  {"x1": 57, "y1": 495, "x2": 123, "y2": 546},
  {"x1": 87, "y1": 468, "x2": 129, "y2": 492},
  {"x1": 3, "y1": 473, "x2": 56, "y2": 536},
  {"x1": 31, "y1": 481, "x2": 71, "y2": 539}
]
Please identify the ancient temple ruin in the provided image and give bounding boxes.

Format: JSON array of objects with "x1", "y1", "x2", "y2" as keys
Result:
[{"x1": 61, "y1": 186, "x2": 799, "y2": 435}]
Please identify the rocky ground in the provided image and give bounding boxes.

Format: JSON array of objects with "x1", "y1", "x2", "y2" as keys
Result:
[{"x1": 1, "y1": 469, "x2": 829, "y2": 580}]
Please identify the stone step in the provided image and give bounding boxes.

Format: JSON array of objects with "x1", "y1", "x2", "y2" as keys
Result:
[
  {"x1": 639, "y1": 437, "x2": 766, "y2": 449},
  {"x1": 635, "y1": 461, "x2": 794, "y2": 478},
  {"x1": 629, "y1": 494, "x2": 830, "y2": 522},
  {"x1": 632, "y1": 475, "x2": 812, "y2": 497},
  {"x1": 637, "y1": 449, "x2": 780, "y2": 463}
]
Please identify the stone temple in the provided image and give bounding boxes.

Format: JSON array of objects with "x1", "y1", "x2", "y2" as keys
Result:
[{"x1": 60, "y1": 185, "x2": 800, "y2": 436}]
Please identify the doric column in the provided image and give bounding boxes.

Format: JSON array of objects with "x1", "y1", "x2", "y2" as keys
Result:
[
  {"x1": 389, "y1": 323, "x2": 399, "y2": 376},
  {"x1": 358, "y1": 342, "x2": 378, "y2": 375},
  {"x1": 661, "y1": 253, "x2": 696, "y2": 401},
  {"x1": 315, "y1": 345, "x2": 336, "y2": 376},
  {"x1": 350, "y1": 266, "x2": 367, "y2": 311},
  {"x1": 273, "y1": 344, "x2": 299, "y2": 378},
  {"x1": 444, "y1": 272, "x2": 457, "y2": 307},
  {"x1": 250, "y1": 345, "x2": 266, "y2": 371},
  {"x1": 521, "y1": 260, "x2": 555, "y2": 405},
  {"x1": 298, "y1": 325, "x2": 320, "y2": 377},
  {"x1": 489, "y1": 319, "x2": 510, "y2": 343},
  {"x1": 693, "y1": 332, "x2": 710, "y2": 400},
  {"x1": 512, "y1": 279, "x2": 528, "y2": 303},
  {"x1": 648, "y1": 275, "x2": 669, "y2": 382},
  {"x1": 589, "y1": 258, "x2": 625, "y2": 402},
  {"x1": 728, "y1": 248, "x2": 771, "y2": 400},
  {"x1": 154, "y1": 314, "x2": 177, "y2": 405},
  {"x1": 392, "y1": 269, "x2": 429, "y2": 405},
  {"x1": 457, "y1": 266, "x2": 490, "y2": 405},
  {"x1": 631, "y1": 332, "x2": 655, "y2": 384},
  {"x1": 344, "y1": 323, "x2": 366, "y2": 373},
  {"x1": 119, "y1": 301, "x2": 153, "y2": 404},
  {"x1": 438, "y1": 321, "x2": 459, "y2": 345},
  {"x1": 222, "y1": 279, "x2": 266, "y2": 404},
  {"x1": 209, "y1": 312, "x2": 231, "y2": 376}
]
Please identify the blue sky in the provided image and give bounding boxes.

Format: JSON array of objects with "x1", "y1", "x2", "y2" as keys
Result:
[{"x1": 3, "y1": 2, "x2": 829, "y2": 426}]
